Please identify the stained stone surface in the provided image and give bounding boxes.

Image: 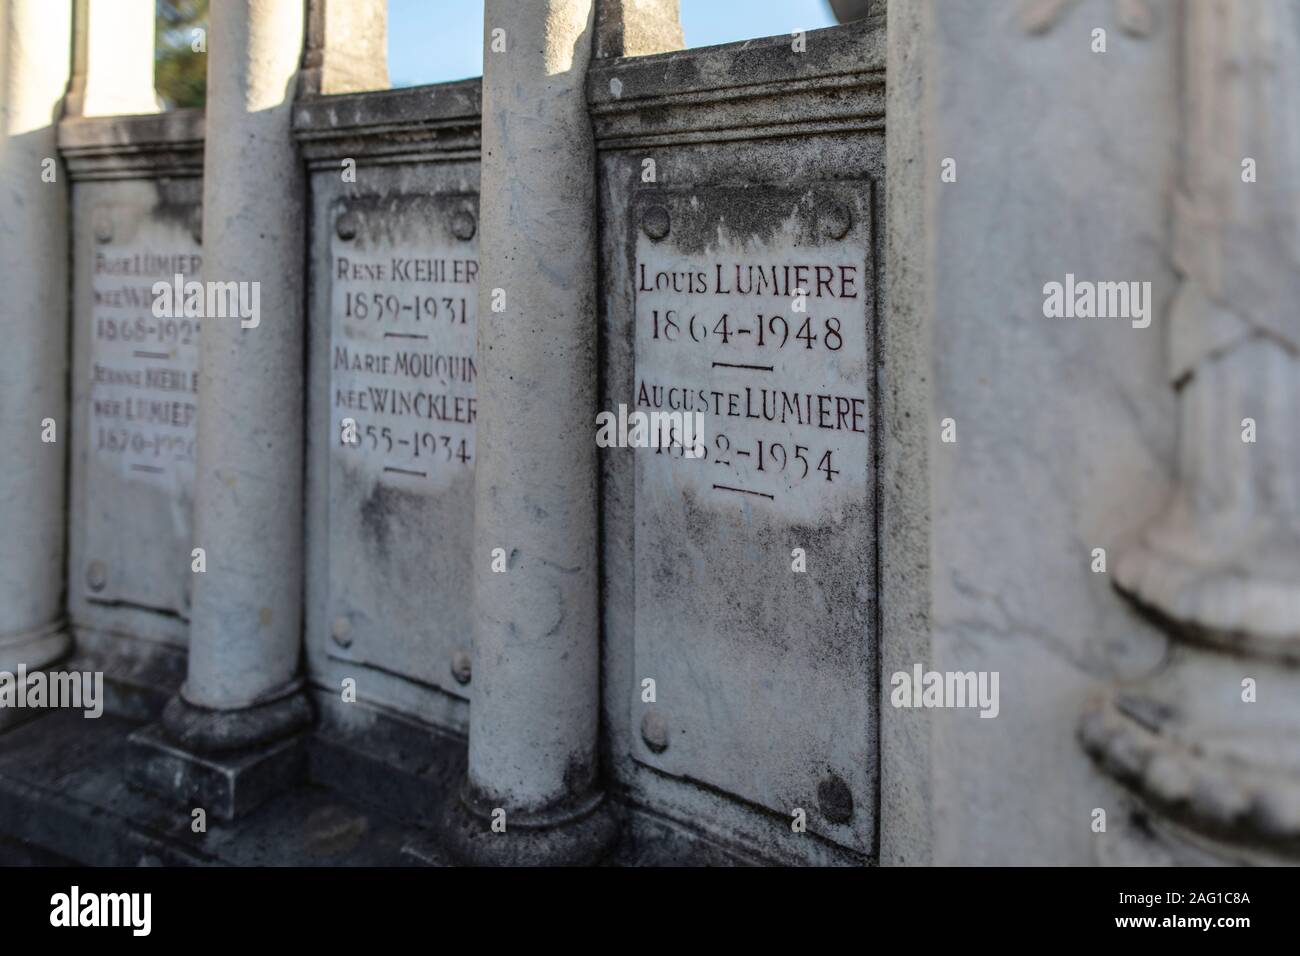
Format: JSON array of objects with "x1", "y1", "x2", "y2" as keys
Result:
[
  {"x1": 12, "y1": 0, "x2": 1284, "y2": 869},
  {"x1": 325, "y1": 194, "x2": 478, "y2": 696},
  {"x1": 593, "y1": 21, "x2": 886, "y2": 864},
  {"x1": 299, "y1": 83, "x2": 482, "y2": 736},
  {"x1": 67, "y1": 176, "x2": 203, "y2": 647},
  {"x1": 630, "y1": 183, "x2": 876, "y2": 855},
  {"x1": 0, "y1": 709, "x2": 420, "y2": 866},
  {"x1": 0, "y1": 707, "x2": 740, "y2": 866},
  {"x1": 907, "y1": 0, "x2": 1179, "y2": 864}
]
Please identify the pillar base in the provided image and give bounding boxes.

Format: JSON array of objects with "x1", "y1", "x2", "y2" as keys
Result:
[
  {"x1": 0, "y1": 619, "x2": 70, "y2": 674},
  {"x1": 129, "y1": 722, "x2": 307, "y2": 822},
  {"x1": 129, "y1": 687, "x2": 313, "y2": 821},
  {"x1": 0, "y1": 620, "x2": 71, "y2": 733},
  {"x1": 442, "y1": 783, "x2": 621, "y2": 866},
  {"x1": 161, "y1": 684, "x2": 312, "y2": 754}
]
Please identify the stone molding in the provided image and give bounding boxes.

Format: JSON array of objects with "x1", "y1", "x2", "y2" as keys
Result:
[
  {"x1": 58, "y1": 109, "x2": 204, "y2": 182},
  {"x1": 292, "y1": 81, "x2": 482, "y2": 169},
  {"x1": 588, "y1": 21, "x2": 885, "y2": 150}
]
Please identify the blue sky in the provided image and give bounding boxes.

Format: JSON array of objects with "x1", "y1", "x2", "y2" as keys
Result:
[{"x1": 387, "y1": 0, "x2": 836, "y2": 87}]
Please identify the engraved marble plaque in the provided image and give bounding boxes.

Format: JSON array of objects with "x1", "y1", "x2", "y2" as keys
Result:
[
  {"x1": 630, "y1": 183, "x2": 877, "y2": 853},
  {"x1": 326, "y1": 194, "x2": 478, "y2": 695},
  {"x1": 81, "y1": 203, "x2": 201, "y2": 615}
]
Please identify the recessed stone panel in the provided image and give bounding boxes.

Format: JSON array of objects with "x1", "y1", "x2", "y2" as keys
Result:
[
  {"x1": 80, "y1": 200, "x2": 201, "y2": 616},
  {"x1": 325, "y1": 193, "x2": 478, "y2": 696},
  {"x1": 630, "y1": 182, "x2": 876, "y2": 854}
]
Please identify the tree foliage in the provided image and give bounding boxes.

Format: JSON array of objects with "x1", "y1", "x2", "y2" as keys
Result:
[{"x1": 155, "y1": 0, "x2": 209, "y2": 109}]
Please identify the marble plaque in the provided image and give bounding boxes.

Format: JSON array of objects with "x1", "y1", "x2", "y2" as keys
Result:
[
  {"x1": 326, "y1": 194, "x2": 478, "y2": 695},
  {"x1": 630, "y1": 183, "x2": 877, "y2": 854},
  {"x1": 81, "y1": 203, "x2": 201, "y2": 614}
]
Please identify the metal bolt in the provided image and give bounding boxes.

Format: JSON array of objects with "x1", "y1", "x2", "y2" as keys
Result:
[
  {"x1": 93, "y1": 211, "x2": 113, "y2": 244},
  {"x1": 821, "y1": 201, "x2": 852, "y2": 241},
  {"x1": 335, "y1": 211, "x2": 358, "y2": 241},
  {"x1": 640, "y1": 710, "x2": 669, "y2": 753},
  {"x1": 817, "y1": 773, "x2": 854, "y2": 824},
  {"x1": 331, "y1": 615, "x2": 352, "y2": 648},
  {"x1": 450, "y1": 650, "x2": 472, "y2": 685},
  {"x1": 451, "y1": 210, "x2": 476, "y2": 241},
  {"x1": 642, "y1": 205, "x2": 670, "y2": 241},
  {"x1": 86, "y1": 561, "x2": 107, "y2": 592}
]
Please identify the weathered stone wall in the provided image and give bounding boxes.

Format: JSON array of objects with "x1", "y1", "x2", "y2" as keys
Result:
[
  {"x1": 295, "y1": 81, "x2": 481, "y2": 738},
  {"x1": 58, "y1": 110, "x2": 207, "y2": 717},
  {"x1": 7, "y1": 0, "x2": 1293, "y2": 869},
  {"x1": 893, "y1": 0, "x2": 1179, "y2": 864},
  {"x1": 0, "y1": 0, "x2": 73, "y2": 693},
  {"x1": 592, "y1": 18, "x2": 887, "y2": 864}
]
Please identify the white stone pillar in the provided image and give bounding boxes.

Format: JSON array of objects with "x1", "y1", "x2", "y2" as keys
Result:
[
  {"x1": 161, "y1": 0, "x2": 310, "y2": 752},
  {"x1": 66, "y1": 0, "x2": 160, "y2": 117},
  {"x1": 593, "y1": 0, "x2": 682, "y2": 57},
  {"x1": 299, "y1": 0, "x2": 389, "y2": 96},
  {"x1": 448, "y1": 0, "x2": 680, "y2": 866},
  {"x1": 451, "y1": 0, "x2": 608, "y2": 864},
  {"x1": 0, "y1": 0, "x2": 73, "y2": 680}
]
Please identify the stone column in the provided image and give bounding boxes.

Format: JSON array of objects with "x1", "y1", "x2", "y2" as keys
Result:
[
  {"x1": 299, "y1": 0, "x2": 389, "y2": 97},
  {"x1": 593, "y1": 0, "x2": 682, "y2": 58},
  {"x1": 157, "y1": 0, "x2": 310, "y2": 765},
  {"x1": 65, "y1": 0, "x2": 159, "y2": 117},
  {"x1": 446, "y1": 0, "x2": 678, "y2": 865},
  {"x1": 0, "y1": 0, "x2": 73, "y2": 685}
]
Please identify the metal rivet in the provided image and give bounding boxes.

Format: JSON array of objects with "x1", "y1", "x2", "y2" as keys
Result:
[
  {"x1": 642, "y1": 205, "x2": 670, "y2": 241},
  {"x1": 93, "y1": 212, "x2": 113, "y2": 244},
  {"x1": 331, "y1": 615, "x2": 352, "y2": 648},
  {"x1": 451, "y1": 210, "x2": 476, "y2": 241},
  {"x1": 817, "y1": 773, "x2": 854, "y2": 824},
  {"x1": 335, "y1": 211, "x2": 358, "y2": 241},
  {"x1": 86, "y1": 561, "x2": 107, "y2": 592},
  {"x1": 450, "y1": 650, "x2": 472, "y2": 685},
  {"x1": 822, "y1": 201, "x2": 852, "y2": 241},
  {"x1": 640, "y1": 710, "x2": 668, "y2": 753}
]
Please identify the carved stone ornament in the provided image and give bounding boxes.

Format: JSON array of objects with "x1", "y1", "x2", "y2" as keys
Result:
[{"x1": 1080, "y1": 0, "x2": 1300, "y2": 863}]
